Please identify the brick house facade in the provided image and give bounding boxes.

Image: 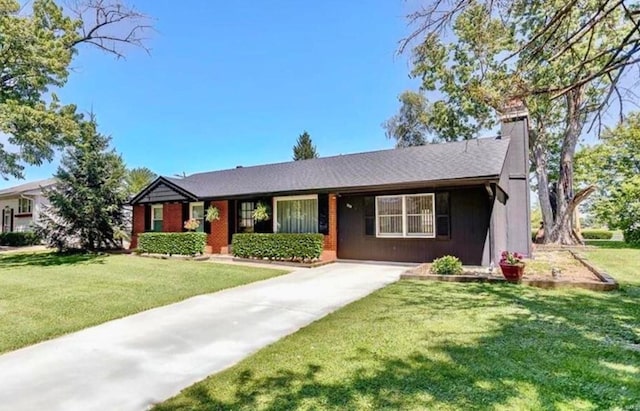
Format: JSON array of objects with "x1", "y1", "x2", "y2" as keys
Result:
[{"x1": 129, "y1": 107, "x2": 530, "y2": 264}]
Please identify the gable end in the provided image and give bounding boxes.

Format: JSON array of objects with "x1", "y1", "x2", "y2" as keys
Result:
[{"x1": 130, "y1": 177, "x2": 198, "y2": 204}]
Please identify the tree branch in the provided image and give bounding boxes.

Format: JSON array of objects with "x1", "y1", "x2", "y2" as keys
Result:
[{"x1": 65, "y1": 0, "x2": 153, "y2": 59}]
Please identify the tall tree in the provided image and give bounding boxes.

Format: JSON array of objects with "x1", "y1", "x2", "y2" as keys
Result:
[
  {"x1": 0, "y1": 0, "x2": 149, "y2": 179},
  {"x1": 126, "y1": 167, "x2": 156, "y2": 196},
  {"x1": 38, "y1": 118, "x2": 128, "y2": 251},
  {"x1": 388, "y1": 0, "x2": 637, "y2": 244},
  {"x1": 401, "y1": 0, "x2": 640, "y2": 100},
  {"x1": 384, "y1": 91, "x2": 430, "y2": 147},
  {"x1": 575, "y1": 112, "x2": 640, "y2": 243},
  {"x1": 292, "y1": 131, "x2": 319, "y2": 160}
]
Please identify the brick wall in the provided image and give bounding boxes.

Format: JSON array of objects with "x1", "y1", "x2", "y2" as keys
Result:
[
  {"x1": 208, "y1": 200, "x2": 229, "y2": 253},
  {"x1": 163, "y1": 203, "x2": 184, "y2": 232},
  {"x1": 322, "y1": 193, "x2": 338, "y2": 261},
  {"x1": 130, "y1": 204, "x2": 146, "y2": 248}
]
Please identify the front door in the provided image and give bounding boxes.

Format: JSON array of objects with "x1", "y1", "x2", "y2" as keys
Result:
[{"x1": 2, "y1": 208, "x2": 11, "y2": 233}]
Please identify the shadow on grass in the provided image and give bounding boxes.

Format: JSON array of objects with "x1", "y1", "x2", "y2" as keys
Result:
[
  {"x1": 585, "y1": 240, "x2": 640, "y2": 249},
  {"x1": 0, "y1": 251, "x2": 105, "y2": 267},
  {"x1": 156, "y1": 281, "x2": 640, "y2": 410}
]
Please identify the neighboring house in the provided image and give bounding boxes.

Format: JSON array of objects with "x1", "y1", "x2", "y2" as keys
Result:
[
  {"x1": 130, "y1": 106, "x2": 531, "y2": 265},
  {"x1": 0, "y1": 178, "x2": 56, "y2": 233}
]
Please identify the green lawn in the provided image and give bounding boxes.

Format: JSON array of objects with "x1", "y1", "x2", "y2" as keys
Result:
[
  {"x1": 0, "y1": 252, "x2": 286, "y2": 353},
  {"x1": 156, "y1": 243, "x2": 640, "y2": 410}
]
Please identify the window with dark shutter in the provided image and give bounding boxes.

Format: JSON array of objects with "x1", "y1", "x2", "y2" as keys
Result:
[
  {"x1": 318, "y1": 194, "x2": 329, "y2": 234},
  {"x1": 144, "y1": 205, "x2": 151, "y2": 232},
  {"x1": 203, "y1": 201, "x2": 212, "y2": 234},
  {"x1": 435, "y1": 192, "x2": 450, "y2": 239},
  {"x1": 364, "y1": 196, "x2": 375, "y2": 236}
]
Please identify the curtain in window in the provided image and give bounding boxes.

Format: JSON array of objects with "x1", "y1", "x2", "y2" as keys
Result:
[
  {"x1": 406, "y1": 195, "x2": 434, "y2": 236},
  {"x1": 191, "y1": 203, "x2": 205, "y2": 232},
  {"x1": 276, "y1": 198, "x2": 318, "y2": 233},
  {"x1": 152, "y1": 207, "x2": 163, "y2": 232},
  {"x1": 377, "y1": 196, "x2": 403, "y2": 235}
]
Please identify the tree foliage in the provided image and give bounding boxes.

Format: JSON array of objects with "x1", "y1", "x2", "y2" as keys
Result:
[
  {"x1": 384, "y1": 91, "x2": 430, "y2": 147},
  {"x1": 292, "y1": 131, "x2": 318, "y2": 160},
  {"x1": 126, "y1": 167, "x2": 156, "y2": 196},
  {"x1": 389, "y1": 0, "x2": 637, "y2": 244},
  {"x1": 575, "y1": 112, "x2": 640, "y2": 243},
  {"x1": 401, "y1": 0, "x2": 640, "y2": 101},
  {"x1": 0, "y1": 0, "x2": 149, "y2": 179},
  {"x1": 38, "y1": 118, "x2": 128, "y2": 251}
]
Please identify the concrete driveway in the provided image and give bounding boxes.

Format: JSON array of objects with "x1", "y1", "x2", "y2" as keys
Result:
[{"x1": 0, "y1": 262, "x2": 406, "y2": 411}]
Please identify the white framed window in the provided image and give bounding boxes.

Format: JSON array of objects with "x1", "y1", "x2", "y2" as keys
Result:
[
  {"x1": 190, "y1": 202, "x2": 205, "y2": 232},
  {"x1": 376, "y1": 193, "x2": 435, "y2": 238},
  {"x1": 151, "y1": 204, "x2": 163, "y2": 231},
  {"x1": 273, "y1": 194, "x2": 318, "y2": 233},
  {"x1": 18, "y1": 198, "x2": 32, "y2": 214}
]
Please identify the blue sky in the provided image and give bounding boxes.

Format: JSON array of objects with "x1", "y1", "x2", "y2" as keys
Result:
[{"x1": 1, "y1": 0, "x2": 419, "y2": 189}]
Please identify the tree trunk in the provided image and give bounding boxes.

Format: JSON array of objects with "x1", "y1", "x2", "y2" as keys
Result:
[
  {"x1": 531, "y1": 127, "x2": 555, "y2": 234},
  {"x1": 545, "y1": 88, "x2": 586, "y2": 245}
]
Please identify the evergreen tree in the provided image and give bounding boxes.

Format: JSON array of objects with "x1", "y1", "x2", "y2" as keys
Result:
[
  {"x1": 38, "y1": 119, "x2": 128, "y2": 251},
  {"x1": 292, "y1": 131, "x2": 319, "y2": 160}
]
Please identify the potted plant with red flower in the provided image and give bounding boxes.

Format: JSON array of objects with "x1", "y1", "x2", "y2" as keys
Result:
[{"x1": 499, "y1": 251, "x2": 525, "y2": 283}]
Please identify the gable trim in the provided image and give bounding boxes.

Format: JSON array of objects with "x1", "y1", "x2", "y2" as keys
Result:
[{"x1": 129, "y1": 177, "x2": 198, "y2": 205}]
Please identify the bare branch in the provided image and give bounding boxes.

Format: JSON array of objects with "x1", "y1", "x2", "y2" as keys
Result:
[{"x1": 65, "y1": 0, "x2": 153, "y2": 59}]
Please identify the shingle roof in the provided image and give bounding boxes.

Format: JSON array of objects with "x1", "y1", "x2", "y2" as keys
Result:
[
  {"x1": 161, "y1": 138, "x2": 509, "y2": 199},
  {"x1": 0, "y1": 178, "x2": 57, "y2": 198}
]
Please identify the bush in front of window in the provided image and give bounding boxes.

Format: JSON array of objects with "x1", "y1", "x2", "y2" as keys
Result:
[
  {"x1": 232, "y1": 233, "x2": 324, "y2": 262},
  {"x1": 0, "y1": 231, "x2": 41, "y2": 246},
  {"x1": 430, "y1": 255, "x2": 464, "y2": 275},
  {"x1": 137, "y1": 232, "x2": 207, "y2": 256}
]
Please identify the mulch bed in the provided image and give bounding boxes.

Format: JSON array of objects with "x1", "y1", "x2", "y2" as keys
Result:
[{"x1": 401, "y1": 249, "x2": 618, "y2": 291}]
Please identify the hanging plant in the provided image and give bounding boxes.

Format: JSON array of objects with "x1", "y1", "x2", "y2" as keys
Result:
[
  {"x1": 252, "y1": 201, "x2": 270, "y2": 222},
  {"x1": 205, "y1": 205, "x2": 220, "y2": 222}
]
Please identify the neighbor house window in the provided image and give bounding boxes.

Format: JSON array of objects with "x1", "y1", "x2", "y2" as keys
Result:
[
  {"x1": 239, "y1": 201, "x2": 255, "y2": 229},
  {"x1": 376, "y1": 194, "x2": 435, "y2": 238},
  {"x1": 190, "y1": 202, "x2": 204, "y2": 232},
  {"x1": 151, "y1": 204, "x2": 163, "y2": 231},
  {"x1": 273, "y1": 195, "x2": 318, "y2": 233},
  {"x1": 18, "y1": 198, "x2": 32, "y2": 214}
]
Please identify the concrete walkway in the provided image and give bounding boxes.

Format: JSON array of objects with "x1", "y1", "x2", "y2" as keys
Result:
[{"x1": 0, "y1": 262, "x2": 405, "y2": 411}]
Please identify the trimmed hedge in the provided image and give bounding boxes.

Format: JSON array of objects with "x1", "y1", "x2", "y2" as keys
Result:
[
  {"x1": 581, "y1": 229, "x2": 614, "y2": 240},
  {"x1": 138, "y1": 232, "x2": 207, "y2": 256},
  {"x1": 0, "y1": 231, "x2": 41, "y2": 246},
  {"x1": 232, "y1": 233, "x2": 324, "y2": 262}
]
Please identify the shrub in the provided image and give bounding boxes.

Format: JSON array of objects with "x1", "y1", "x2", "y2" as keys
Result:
[
  {"x1": 623, "y1": 223, "x2": 640, "y2": 246},
  {"x1": 0, "y1": 231, "x2": 41, "y2": 246},
  {"x1": 138, "y1": 232, "x2": 207, "y2": 256},
  {"x1": 581, "y1": 229, "x2": 614, "y2": 240},
  {"x1": 232, "y1": 233, "x2": 324, "y2": 262},
  {"x1": 430, "y1": 255, "x2": 464, "y2": 275}
]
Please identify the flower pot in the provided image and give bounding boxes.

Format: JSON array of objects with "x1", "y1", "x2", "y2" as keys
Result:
[{"x1": 500, "y1": 263, "x2": 525, "y2": 283}]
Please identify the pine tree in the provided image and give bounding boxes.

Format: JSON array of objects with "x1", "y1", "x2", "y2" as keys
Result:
[
  {"x1": 292, "y1": 131, "x2": 319, "y2": 160},
  {"x1": 38, "y1": 119, "x2": 128, "y2": 251}
]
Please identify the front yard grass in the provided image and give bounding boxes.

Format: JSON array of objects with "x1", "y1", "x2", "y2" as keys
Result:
[
  {"x1": 0, "y1": 252, "x2": 287, "y2": 353},
  {"x1": 156, "y1": 244, "x2": 640, "y2": 410}
]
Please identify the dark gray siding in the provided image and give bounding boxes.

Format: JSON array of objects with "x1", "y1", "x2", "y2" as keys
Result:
[
  {"x1": 500, "y1": 115, "x2": 532, "y2": 257},
  {"x1": 337, "y1": 187, "x2": 490, "y2": 265},
  {"x1": 136, "y1": 183, "x2": 189, "y2": 203}
]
